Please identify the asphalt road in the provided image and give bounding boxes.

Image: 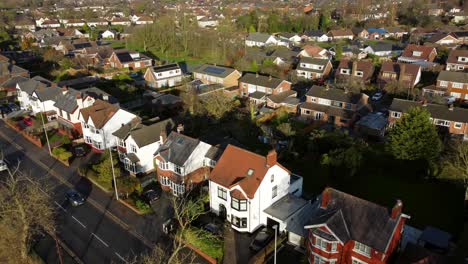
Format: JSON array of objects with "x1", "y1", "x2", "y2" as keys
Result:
[{"x1": 0, "y1": 132, "x2": 150, "y2": 263}]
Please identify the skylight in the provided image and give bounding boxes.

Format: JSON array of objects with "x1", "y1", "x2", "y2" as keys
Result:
[{"x1": 247, "y1": 169, "x2": 254, "y2": 176}]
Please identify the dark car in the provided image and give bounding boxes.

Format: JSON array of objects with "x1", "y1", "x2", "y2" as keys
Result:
[
  {"x1": 143, "y1": 189, "x2": 160, "y2": 203},
  {"x1": 249, "y1": 227, "x2": 274, "y2": 252},
  {"x1": 65, "y1": 189, "x2": 85, "y2": 206},
  {"x1": 0, "y1": 105, "x2": 12, "y2": 114},
  {"x1": 204, "y1": 223, "x2": 222, "y2": 236},
  {"x1": 72, "y1": 146, "x2": 88, "y2": 157},
  {"x1": 7, "y1": 103, "x2": 19, "y2": 112}
]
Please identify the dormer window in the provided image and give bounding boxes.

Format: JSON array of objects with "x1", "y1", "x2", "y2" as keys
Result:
[
  {"x1": 355, "y1": 71, "x2": 363, "y2": 77},
  {"x1": 247, "y1": 169, "x2": 254, "y2": 176},
  {"x1": 412, "y1": 51, "x2": 422, "y2": 57},
  {"x1": 340, "y1": 69, "x2": 351, "y2": 75},
  {"x1": 458, "y1": 57, "x2": 467, "y2": 62}
]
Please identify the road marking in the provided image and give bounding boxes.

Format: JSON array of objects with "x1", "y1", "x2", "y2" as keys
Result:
[
  {"x1": 54, "y1": 201, "x2": 67, "y2": 212},
  {"x1": 91, "y1": 233, "x2": 109, "y2": 247},
  {"x1": 72, "y1": 216, "x2": 86, "y2": 229},
  {"x1": 115, "y1": 252, "x2": 128, "y2": 263}
]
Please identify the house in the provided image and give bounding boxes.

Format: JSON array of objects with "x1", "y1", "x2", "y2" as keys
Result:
[
  {"x1": 425, "y1": 33, "x2": 459, "y2": 45},
  {"x1": 101, "y1": 30, "x2": 116, "y2": 39},
  {"x1": 109, "y1": 50, "x2": 152, "y2": 70},
  {"x1": 453, "y1": 31, "x2": 468, "y2": 44},
  {"x1": 134, "y1": 16, "x2": 153, "y2": 25},
  {"x1": 335, "y1": 59, "x2": 374, "y2": 83},
  {"x1": 386, "y1": 27, "x2": 408, "y2": 39},
  {"x1": 302, "y1": 30, "x2": 329, "y2": 42},
  {"x1": 23, "y1": 29, "x2": 59, "y2": 43},
  {"x1": 78, "y1": 46, "x2": 114, "y2": 66},
  {"x1": 113, "y1": 118, "x2": 175, "y2": 175},
  {"x1": 14, "y1": 18, "x2": 36, "y2": 30},
  {"x1": 445, "y1": 49, "x2": 468, "y2": 71},
  {"x1": 363, "y1": 43, "x2": 401, "y2": 57},
  {"x1": 299, "y1": 85, "x2": 369, "y2": 127},
  {"x1": 154, "y1": 132, "x2": 218, "y2": 196},
  {"x1": 388, "y1": 99, "x2": 468, "y2": 141},
  {"x1": 367, "y1": 28, "x2": 387, "y2": 40},
  {"x1": 299, "y1": 45, "x2": 331, "y2": 59},
  {"x1": 270, "y1": 49, "x2": 299, "y2": 68},
  {"x1": 79, "y1": 100, "x2": 138, "y2": 151},
  {"x1": 63, "y1": 19, "x2": 85, "y2": 28},
  {"x1": 56, "y1": 39, "x2": 98, "y2": 55},
  {"x1": 56, "y1": 28, "x2": 88, "y2": 39},
  {"x1": 0, "y1": 76, "x2": 29, "y2": 100},
  {"x1": 110, "y1": 17, "x2": 131, "y2": 26},
  {"x1": 86, "y1": 18, "x2": 109, "y2": 27},
  {"x1": 143, "y1": 91, "x2": 183, "y2": 115},
  {"x1": 0, "y1": 54, "x2": 29, "y2": 85},
  {"x1": 266, "y1": 90, "x2": 300, "y2": 112},
  {"x1": 144, "y1": 63, "x2": 183, "y2": 89},
  {"x1": 352, "y1": 28, "x2": 369, "y2": 39},
  {"x1": 378, "y1": 62, "x2": 422, "y2": 89},
  {"x1": 16, "y1": 76, "x2": 62, "y2": 117},
  {"x1": 238, "y1": 73, "x2": 292, "y2": 104},
  {"x1": 197, "y1": 16, "x2": 219, "y2": 28},
  {"x1": 296, "y1": 58, "x2": 333, "y2": 80},
  {"x1": 338, "y1": 45, "x2": 368, "y2": 60},
  {"x1": 245, "y1": 33, "x2": 278, "y2": 47},
  {"x1": 277, "y1": 32, "x2": 302, "y2": 44},
  {"x1": 453, "y1": 12, "x2": 467, "y2": 24},
  {"x1": 397, "y1": 44, "x2": 437, "y2": 63},
  {"x1": 423, "y1": 71, "x2": 468, "y2": 100},
  {"x1": 327, "y1": 29, "x2": 354, "y2": 41},
  {"x1": 209, "y1": 145, "x2": 303, "y2": 233},
  {"x1": 304, "y1": 188, "x2": 409, "y2": 264},
  {"x1": 192, "y1": 64, "x2": 241, "y2": 87},
  {"x1": 40, "y1": 19, "x2": 61, "y2": 28}
]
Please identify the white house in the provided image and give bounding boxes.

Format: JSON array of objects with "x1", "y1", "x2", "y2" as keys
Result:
[
  {"x1": 144, "y1": 63, "x2": 183, "y2": 89},
  {"x1": 113, "y1": 119, "x2": 175, "y2": 175},
  {"x1": 101, "y1": 30, "x2": 116, "y2": 39},
  {"x1": 16, "y1": 76, "x2": 62, "y2": 117},
  {"x1": 302, "y1": 30, "x2": 329, "y2": 42},
  {"x1": 363, "y1": 43, "x2": 397, "y2": 57},
  {"x1": 209, "y1": 145, "x2": 303, "y2": 233},
  {"x1": 296, "y1": 58, "x2": 333, "y2": 80},
  {"x1": 277, "y1": 33, "x2": 302, "y2": 44},
  {"x1": 197, "y1": 16, "x2": 219, "y2": 28},
  {"x1": 79, "y1": 100, "x2": 138, "y2": 152},
  {"x1": 245, "y1": 33, "x2": 278, "y2": 47}
]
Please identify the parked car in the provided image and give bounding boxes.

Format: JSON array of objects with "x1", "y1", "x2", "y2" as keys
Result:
[
  {"x1": 142, "y1": 189, "x2": 160, "y2": 203},
  {"x1": 0, "y1": 105, "x2": 12, "y2": 114},
  {"x1": 372, "y1": 91, "x2": 384, "y2": 101},
  {"x1": 65, "y1": 189, "x2": 85, "y2": 206},
  {"x1": 22, "y1": 116, "x2": 33, "y2": 126},
  {"x1": 7, "y1": 103, "x2": 19, "y2": 112},
  {"x1": 0, "y1": 159, "x2": 8, "y2": 172},
  {"x1": 249, "y1": 227, "x2": 274, "y2": 252},
  {"x1": 444, "y1": 96, "x2": 456, "y2": 105},
  {"x1": 72, "y1": 145, "x2": 88, "y2": 157},
  {"x1": 204, "y1": 223, "x2": 222, "y2": 236},
  {"x1": 162, "y1": 218, "x2": 177, "y2": 235}
]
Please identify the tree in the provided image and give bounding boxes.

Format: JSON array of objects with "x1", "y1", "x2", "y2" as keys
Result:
[
  {"x1": 249, "y1": 100, "x2": 257, "y2": 121},
  {"x1": 386, "y1": 107, "x2": 442, "y2": 161},
  {"x1": 383, "y1": 80, "x2": 408, "y2": 96},
  {"x1": 439, "y1": 142, "x2": 468, "y2": 199},
  {"x1": 250, "y1": 60, "x2": 259, "y2": 72},
  {"x1": 0, "y1": 160, "x2": 55, "y2": 262},
  {"x1": 321, "y1": 145, "x2": 365, "y2": 177},
  {"x1": 42, "y1": 48, "x2": 64, "y2": 66},
  {"x1": 92, "y1": 152, "x2": 120, "y2": 185},
  {"x1": 335, "y1": 76, "x2": 366, "y2": 94},
  {"x1": 277, "y1": 122, "x2": 295, "y2": 137},
  {"x1": 116, "y1": 176, "x2": 140, "y2": 198},
  {"x1": 335, "y1": 44, "x2": 343, "y2": 61},
  {"x1": 181, "y1": 87, "x2": 202, "y2": 116},
  {"x1": 20, "y1": 37, "x2": 33, "y2": 50},
  {"x1": 319, "y1": 11, "x2": 330, "y2": 31},
  {"x1": 201, "y1": 91, "x2": 237, "y2": 120}
]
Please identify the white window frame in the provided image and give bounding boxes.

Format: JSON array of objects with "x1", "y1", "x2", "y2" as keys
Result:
[
  {"x1": 159, "y1": 161, "x2": 169, "y2": 170},
  {"x1": 452, "y1": 82, "x2": 463, "y2": 88},
  {"x1": 340, "y1": 68, "x2": 350, "y2": 75},
  {"x1": 351, "y1": 257, "x2": 368, "y2": 264},
  {"x1": 130, "y1": 144, "x2": 137, "y2": 153},
  {"x1": 391, "y1": 112, "x2": 401, "y2": 118},
  {"x1": 454, "y1": 122, "x2": 462, "y2": 129},
  {"x1": 439, "y1": 80, "x2": 448, "y2": 87},
  {"x1": 353, "y1": 241, "x2": 371, "y2": 257}
]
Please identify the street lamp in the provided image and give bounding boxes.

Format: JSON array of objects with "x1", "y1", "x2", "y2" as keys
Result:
[
  {"x1": 103, "y1": 130, "x2": 119, "y2": 200},
  {"x1": 40, "y1": 104, "x2": 51, "y2": 156},
  {"x1": 273, "y1": 224, "x2": 278, "y2": 264}
]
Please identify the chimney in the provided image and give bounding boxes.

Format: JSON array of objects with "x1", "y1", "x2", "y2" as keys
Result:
[
  {"x1": 256, "y1": 72, "x2": 259, "y2": 78},
  {"x1": 325, "y1": 84, "x2": 330, "y2": 90},
  {"x1": 351, "y1": 60, "x2": 357, "y2": 76},
  {"x1": 269, "y1": 75, "x2": 272, "y2": 81},
  {"x1": 266, "y1": 149, "x2": 277, "y2": 167},
  {"x1": 399, "y1": 63, "x2": 406, "y2": 82},
  {"x1": 160, "y1": 129, "x2": 167, "y2": 143},
  {"x1": 177, "y1": 124, "x2": 184, "y2": 134},
  {"x1": 321, "y1": 188, "x2": 331, "y2": 208},
  {"x1": 449, "y1": 104, "x2": 454, "y2": 111},
  {"x1": 391, "y1": 199, "x2": 403, "y2": 219}
]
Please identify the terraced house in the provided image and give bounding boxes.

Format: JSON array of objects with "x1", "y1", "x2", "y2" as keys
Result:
[
  {"x1": 238, "y1": 73, "x2": 292, "y2": 104},
  {"x1": 300, "y1": 85, "x2": 369, "y2": 127},
  {"x1": 389, "y1": 99, "x2": 468, "y2": 141},
  {"x1": 423, "y1": 71, "x2": 468, "y2": 100},
  {"x1": 304, "y1": 188, "x2": 409, "y2": 264}
]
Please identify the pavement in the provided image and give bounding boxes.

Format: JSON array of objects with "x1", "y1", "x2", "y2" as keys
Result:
[{"x1": 0, "y1": 119, "x2": 208, "y2": 264}]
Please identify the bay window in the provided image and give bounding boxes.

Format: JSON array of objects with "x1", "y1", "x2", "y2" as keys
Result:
[
  {"x1": 231, "y1": 216, "x2": 247, "y2": 228},
  {"x1": 354, "y1": 241, "x2": 371, "y2": 257},
  {"x1": 231, "y1": 198, "x2": 247, "y2": 211}
]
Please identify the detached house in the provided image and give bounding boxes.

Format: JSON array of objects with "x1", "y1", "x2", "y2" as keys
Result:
[
  {"x1": 296, "y1": 58, "x2": 333, "y2": 80},
  {"x1": 113, "y1": 119, "x2": 175, "y2": 175},
  {"x1": 327, "y1": 29, "x2": 354, "y2": 41},
  {"x1": 300, "y1": 85, "x2": 369, "y2": 127},
  {"x1": 378, "y1": 62, "x2": 422, "y2": 89},
  {"x1": 239, "y1": 73, "x2": 292, "y2": 104},
  {"x1": 423, "y1": 71, "x2": 468, "y2": 100},
  {"x1": 299, "y1": 45, "x2": 331, "y2": 59},
  {"x1": 209, "y1": 145, "x2": 303, "y2": 233},
  {"x1": 335, "y1": 59, "x2": 374, "y2": 83},
  {"x1": 154, "y1": 132, "x2": 219, "y2": 196},
  {"x1": 79, "y1": 100, "x2": 138, "y2": 151},
  {"x1": 304, "y1": 188, "x2": 409, "y2": 264},
  {"x1": 144, "y1": 63, "x2": 183, "y2": 89},
  {"x1": 245, "y1": 33, "x2": 278, "y2": 47},
  {"x1": 352, "y1": 28, "x2": 369, "y2": 39},
  {"x1": 302, "y1": 30, "x2": 329, "y2": 42},
  {"x1": 363, "y1": 43, "x2": 402, "y2": 57},
  {"x1": 397, "y1": 44, "x2": 437, "y2": 64},
  {"x1": 445, "y1": 49, "x2": 468, "y2": 71},
  {"x1": 109, "y1": 50, "x2": 152, "y2": 70},
  {"x1": 193, "y1": 64, "x2": 241, "y2": 87},
  {"x1": 426, "y1": 33, "x2": 459, "y2": 46},
  {"x1": 389, "y1": 99, "x2": 468, "y2": 140}
]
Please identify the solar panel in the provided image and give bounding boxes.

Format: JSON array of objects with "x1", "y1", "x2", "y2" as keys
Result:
[{"x1": 204, "y1": 66, "x2": 226, "y2": 75}]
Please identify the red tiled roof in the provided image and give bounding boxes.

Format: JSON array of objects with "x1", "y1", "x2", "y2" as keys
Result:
[
  {"x1": 79, "y1": 99, "x2": 119, "y2": 129},
  {"x1": 379, "y1": 62, "x2": 421, "y2": 87},
  {"x1": 447, "y1": 49, "x2": 468, "y2": 65},
  {"x1": 336, "y1": 59, "x2": 374, "y2": 80},
  {"x1": 230, "y1": 189, "x2": 246, "y2": 199},
  {"x1": 401, "y1": 44, "x2": 436, "y2": 61}
]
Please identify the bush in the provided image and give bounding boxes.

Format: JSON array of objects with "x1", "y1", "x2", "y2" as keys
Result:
[
  {"x1": 52, "y1": 147, "x2": 72, "y2": 161},
  {"x1": 134, "y1": 199, "x2": 152, "y2": 214}
]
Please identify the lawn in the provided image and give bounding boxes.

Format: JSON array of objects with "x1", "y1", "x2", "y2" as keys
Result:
[{"x1": 182, "y1": 227, "x2": 224, "y2": 263}]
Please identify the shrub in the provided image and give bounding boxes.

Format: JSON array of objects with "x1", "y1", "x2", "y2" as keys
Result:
[
  {"x1": 52, "y1": 147, "x2": 72, "y2": 161},
  {"x1": 134, "y1": 199, "x2": 152, "y2": 214}
]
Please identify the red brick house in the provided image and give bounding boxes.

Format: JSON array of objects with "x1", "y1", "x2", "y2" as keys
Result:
[
  {"x1": 445, "y1": 49, "x2": 468, "y2": 71},
  {"x1": 422, "y1": 71, "x2": 468, "y2": 100},
  {"x1": 335, "y1": 59, "x2": 374, "y2": 83},
  {"x1": 109, "y1": 50, "x2": 152, "y2": 70},
  {"x1": 305, "y1": 188, "x2": 410, "y2": 264},
  {"x1": 377, "y1": 62, "x2": 422, "y2": 89},
  {"x1": 239, "y1": 73, "x2": 292, "y2": 104},
  {"x1": 397, "y1": 44, "x2": 437, "y2": 63}
]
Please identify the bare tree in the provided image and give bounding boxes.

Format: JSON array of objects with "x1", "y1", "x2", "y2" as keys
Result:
[{"x1": 0, "y1": 158, "x2": 55, "y2": 263}]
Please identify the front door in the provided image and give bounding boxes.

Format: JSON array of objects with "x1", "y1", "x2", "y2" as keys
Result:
[{"x1": 219, "y1": 204, "x2": 227, "y2": 219}]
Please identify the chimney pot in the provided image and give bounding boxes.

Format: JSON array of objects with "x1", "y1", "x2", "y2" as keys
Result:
[
  {"x1": 321, "y1": 188, "x2": 331, "y2": 208},
  {"x1": 177, "y1": 124, "x2": 184, "y2": 134},
  {"x1": 391, "y1": 199, "x2": 403, "y2": 219},
  {"x1": 160, "y1": 129, "x2": 167, "y2": 142},
  {"x1": 266, "y1": 149, "x2": 277, "y2": 167},
  {"x1": 449, "y1": 104, "x2": 454, "y2": 111}
]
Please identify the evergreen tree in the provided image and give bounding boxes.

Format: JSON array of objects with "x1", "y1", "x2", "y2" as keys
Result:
[{"x1": 386, "y1": 107, "x2": 442, "y2": 161}]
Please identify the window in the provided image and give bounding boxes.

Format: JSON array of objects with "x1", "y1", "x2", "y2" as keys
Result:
[
  {"x1": 355, "y1": 71, "x2": 363, "y2": 77},
  {"x1": 331, "y1": 242, "x2": 337, "y2": 252},
  {"x1": 340, "y1": 69, "x2": 350, "y2": 75},
  {"x1": 157, "y1": 73, "x2": 162, "y2": 77},
  {"x1": 345, "y1": 103, "x2": 352, "y2": 109},
  {"x1": 174, "y1": 165, "x2": 183, "y2": 174},
  {"x1": 83, "y1": 123, "x2": 89, "y2": 129},
  {"x1": 130, "y1": 144, "x2": 137, "y2": 153},
  {"x1": 315, "y1": 237, "x2": 328, "y2": 250},
  {"x1": 314, "y1": 112, "x2": 323, "y2": 120},
  {"x1": 452, "y1": 82, "x2": 463, "y2": 88},
  {"x1": 159, "y1": 161, "x2": 169, "y2": 170},
  {"x1": 439, "y1": 81, "x2": 448, "y2": 87},
  {"x1": 218, "y1": 187, "x2": 227, "y2": 200},
  {"x1": 310, "y1": 97, "x2": 317, "y2": 103},
  {"x1": 231, "y1": 198, "x2": 247, "y2": 211},
  {"x1": 272, "y1": 186, "x2": 277, "y2": 198},
  {"x1": 352, "y1": 258, "x2": 368, "y2": 264},
  {"x1": 304, "y1": 109, "x2": 311, "y2": 115},
  {"x1": 93, "y1": 140, "x2": 102, "y2": 149},
  {"x1": 354, "y1": 241, "x2": 371, "y2": 257},
  {"x1": 67, "y1": 112, "x2": 71, "y2": 120},
  {"x1": 271, "y1": 174, "x2": 274, "y2": 182},
  {"x1": 435, "y1": 119, "x2": 450, "y2": 127},
  {"x1": 118, "y1": 139, "x2": 126, "y2": 148},
  {"x1": 313, "y1": 255, "x2": 327, "y2": 264},
  {"x1": 331, "y1": 101, "x2": 344, "y2": 108},
  {"x1": 451, "y1": 92, "x2": 461, "y2": 98},
  {"x1": 454, "y1": 122, "x2": 462, "y2": 129},
  {"x1": 391, "y1": 112, "x2": 401, "y2": 118},
  {"x1": 458, "y1": 66, "x2": 464, "y2": 70},
  {"x1": 231, "y1": 216, "x2": 247, "y2": 228},
  {"x1": 85, "y1": 136, "x2": 92, "y2": 144},
  {"x1": 412, "y1": 51, "x2": 422, "y2": 56},
  {"x1": 160, "y1": 176, "x2": 169, "y2": 186}
]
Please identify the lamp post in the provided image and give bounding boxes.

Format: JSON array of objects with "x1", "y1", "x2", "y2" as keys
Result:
[
  {"x1": 103, "y1": 131, "x2": 119, "y2": 200},
  {"x1": 40, "y1": 107, "x2": 51, "y2": 156},
  {"x1": 273, "y1": 224, "x2": 278, "y2": 264}
]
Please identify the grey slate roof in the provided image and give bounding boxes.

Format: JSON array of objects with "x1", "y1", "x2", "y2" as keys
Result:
[
  {"x1": 126, "y1": 153, "x2": 140, "y2": 163},
  {"x1": 157, "y1": 132, "x2": 200, "y2": 166},
  {"x1": 130, "y1": 119, "x2": 176, "y2": 148},
  {"x1": 306, "y1": 85, "x2": 362, "y2": 104},
  {"x1": 0, "y1": 76, "x2": 29, "y2": 88},
  {"x1": 246, "y1": 32, "x2": 273, "y2": 43},
  {"x1": 239, "y1": 73, "x2": 285, "y2": 89},
  {"x1": 301, "y1": 102, "x2": 354, "y2": 118},
  {"x1": 437, "y1": 71, "x2": 468, "y2": 83},
  {"x1": 303, "y1": 30, "x2": 326, "y2": 37},
  {"x1": 205, "y1": 146, "x2": 224, "y2": 161},
  {"x1": 249, "y1": 91, "x2": 267, "y2": 99},
  {"x1": 299, "y1": 57, "x2": 329, "y2": 65},
  {"x1": 368, "y1": 43, "x2": 393, "y2": 52},
  {"x1": 151, "y1": 63, "x2": 180, "y2": 73},
  {"x1": 286, "y1": 202, "x2": 315, "y2": 237},
  {"x1": 54, "y1": 88, "x2": 80, "y2": 113},
  {"x1": 193, "y1": 64, "x2": 237, "y2": 78},
  {"x1": 305, "y1": 188, "x2": 400, "y2": 253},
  {"x1": 389, "y1": 98, "x2": 468, "y2": 123},
  {"x1": 34, "y1": 86, "x2": 63, "y2": 101},
  {"x1": 267, "y1": 90, "x2": 297, "y2": 103},
  {"x1": 264, "y1": 194, "x2": 308, "y2": 221}
]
